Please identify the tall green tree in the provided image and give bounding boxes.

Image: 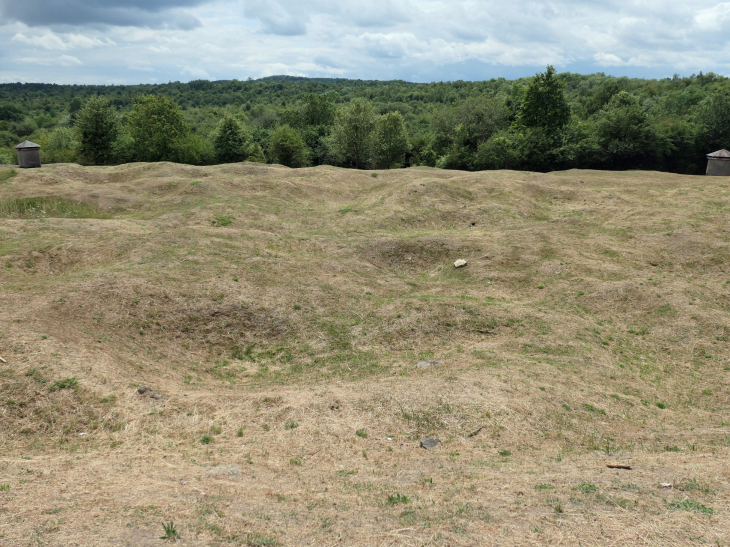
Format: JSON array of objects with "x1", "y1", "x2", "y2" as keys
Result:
[
  {"x1": 75, "y1": 96, "x2": 120, "y2": 165},
  {"x1": 300, "y1": 93, "x2": 336, "y2": 127},
  {"x1": 694, "y1": 87, "x2": 730, "y2": 153},
  {"x1": 126, "y1": 94, "x2": 189, "y2": 162},
  {"x1": 517, "y1": 65, "x2": 570, "y2": 134},
  {"x1": 214, "y1": 115, "x2": 250, "y2": 163},
  {"x1": 372, "y1": 112, "x2": 409, "y2": 169},
  {"x1": 593, "y1": 91, "x2": 669, "y2": 169},
  {"x1": 328, "y1": 98, "x2": 376, "y2": 169},
  {"x1": 268, "y1": 125, "x2": 310, "y2": 168}
]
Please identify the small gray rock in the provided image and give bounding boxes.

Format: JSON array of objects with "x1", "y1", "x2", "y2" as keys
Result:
[
  {"x1": 137, "y1": 386, "x2": 165, "y2": 400},
  {"x1": 420, "y1": 438, "x2": 441, "y2": 450},
  {"x1": 454, "y1": 259, "x2": 467, "y2": 268},
  {"x1": 207, "y1": 464, "x2": 241, "y2": 476},
  {"x1": 416, "y1": 360, "x2": 440, "y2": 369}
]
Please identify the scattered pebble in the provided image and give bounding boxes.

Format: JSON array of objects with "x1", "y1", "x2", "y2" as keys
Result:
[
  {"x1": 416, "y1": 360, "x2": 440, "y2": 369},
  {"x1": 660, "y1": 482, "x2": 672, "y2": 488}
]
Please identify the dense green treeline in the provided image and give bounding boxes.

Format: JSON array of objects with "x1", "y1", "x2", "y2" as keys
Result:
[{"x1": 2, "y1": 69, "x2": 730, "y2": 173}]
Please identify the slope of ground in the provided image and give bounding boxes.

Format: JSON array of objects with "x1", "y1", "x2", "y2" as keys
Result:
[{"x1": 0, "y1": 162, "x2": 729, "y2": 546}]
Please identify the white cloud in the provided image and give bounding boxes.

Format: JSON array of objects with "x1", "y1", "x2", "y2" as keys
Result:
[
  {"x1": 594, "y1": 52, "x2": 625, "y2": 66},
  {"x1": 695, "y1": 2, "x2": 730, "y2": 30},
  {"x1": 4, "y1": 0, "x2": 730, "y2": 84},
  {"x1": 147, "y1": 46, "x2": 172, "y2": 53},
  {"x1": 59, "y1": 55, "x2": 82, "y2": 65},
  {"x1": 12, "y1": 32, "x2": 113, "y2": 51},
  {"x1": 181, "y1": 65, "x2": 210, "y2": 78},
  {"x1": 18, "y1": 54, "x2": 82, "y2": 66}
]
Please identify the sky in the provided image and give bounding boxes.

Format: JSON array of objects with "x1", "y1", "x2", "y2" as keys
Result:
[{"x1": 1, "y1": 0, "x2": 730, "y2": 85}]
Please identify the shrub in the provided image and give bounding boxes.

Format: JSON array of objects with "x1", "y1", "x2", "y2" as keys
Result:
[
  {"x1": 171, "y1": 133, "x2": 215, "y2": 165},
  {"x1": 268, "y1": 125, "x2": 310, "y2": 168}
]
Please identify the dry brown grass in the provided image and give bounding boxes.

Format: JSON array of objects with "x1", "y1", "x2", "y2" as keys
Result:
[{"x1": 1, "y1": 162, "x2": 729, "y2": 546}]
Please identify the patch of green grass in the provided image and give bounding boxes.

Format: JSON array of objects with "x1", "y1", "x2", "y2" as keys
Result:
[
  {"x1": 677, "y1": 478, "x2": 711, "y2": 494},
  {"x1": 656, "y1": 402, "x2": 666, "y2": 409},
  {"x1": 667, "y1": 499, "x2": 714, "y2": 515},
  {"x1": 534, "y1": 484, "x2": 556, "y2": 490},
  {"x1": 290, "y1": 458, "x2": 302, "y2": 466},
  {"x1": 387, "y1": 493, "x2": 410, "y2": 505},
  {"x1": 200, "y1": 435, "x2": 212, "y2": 444},
  {"x1": 237, "y1": 427, "x2": 244, "y2": 437},
  {"x1": 628, "y1": 327, "x2": 649, "y2": 335},
  {"x1": 190, "y1": 180, "x2": 202, "y2": 186},
  {"x1": 582, "y1": 403, "x2": 606, "y2": 415},
  {"x1": 211, "y1": 214, "x2": 233, "y2": 227},
  {"x1": 337, "y1": 470, "x2": 357, "y2": 477},
  {"x1": 655, "y1": 304, "x2": 677, "y2": 317},
  {"x1": 0, "y1": 484, "x2": 10, "y2": 491},
  {"x1": 25, "y1": 368, "x2": 48, "y2": 384},
  {"x1": 498, "y1": 450, "x2": 512, "y2": 457},
  {"x1": 0, "y1": 197, "x2": 109, "y2": 219},
  {"x1": 339, "y1": 207, "x2": 354, "y2": 214},
  {"x1": 284, "y1": 421, "x2": 299, "y2": 430},
  {"x1": 355, "y1": 428, "x2": 368, "y2": 438},
  {"x1": 160, "y1": 521, "x2": 180, "y2": 541},
  {"x1": 0, "y1": 169, "x2": 16, "y2": 183},
  {"x1": 577, "y1": 482, "x2": 598, "y2": 494},
  {"x1": 49, "y1": 377, "x2": 77, "y2": 392}
]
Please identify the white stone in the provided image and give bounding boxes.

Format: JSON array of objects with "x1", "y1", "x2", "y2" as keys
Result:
[{"x1": 454, "y1": 259, "x2": 467, "y2": 268}]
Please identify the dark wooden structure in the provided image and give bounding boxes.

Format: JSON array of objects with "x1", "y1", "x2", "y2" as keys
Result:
[
  {"x1": 706, "y1": 149, "x2": 730, "y2": 176},
  {"x1": 15, "y1": 140, "x2": 41, "y2": 169}
]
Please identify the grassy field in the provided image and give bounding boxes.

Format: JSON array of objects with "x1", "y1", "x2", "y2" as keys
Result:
[{"x1": 0, "y1": 161, "x2": 729, "y2": 546}]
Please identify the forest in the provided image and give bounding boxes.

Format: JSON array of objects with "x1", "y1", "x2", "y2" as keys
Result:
[{"x1": 2, "y1": 67, "x2": 730, "y2": 174}]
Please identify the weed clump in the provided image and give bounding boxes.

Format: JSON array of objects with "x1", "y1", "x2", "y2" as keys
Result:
[
  {"x1": 387, "y1": 493, "x2": 410, "y2": 505},
  {"x1": 211, "y1": 214, "x2": 233, "y2": 227},
  {"x1": 160, "y1": 521, "x2": 180, "y2": 541},
  {"x1": 667, "y1": 499, "x2": 714, "y2": 515},
  {"x1": 49, "y1": 377, "x2": 77, "y2": 392}
]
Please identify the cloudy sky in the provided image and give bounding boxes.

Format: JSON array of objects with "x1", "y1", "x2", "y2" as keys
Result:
[{"x1": 1, "y1": 0, "x2": 729, "y2": 84}]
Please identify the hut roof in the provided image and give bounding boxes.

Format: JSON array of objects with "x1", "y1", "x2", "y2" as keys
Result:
[
  {"x1": 14, "y1": 140, "x2": 40, "y2": 150},
  {"x1": 707, "y1": 149, "x2": 730, "y2": 158}
]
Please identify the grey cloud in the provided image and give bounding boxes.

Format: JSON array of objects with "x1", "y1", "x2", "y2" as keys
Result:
[
  {"x1": 244, "y1": 0, "x2": 309, "y2": 35},
  {"x1": 0, "y1": 0, "x2": 205, "y2": 29}
]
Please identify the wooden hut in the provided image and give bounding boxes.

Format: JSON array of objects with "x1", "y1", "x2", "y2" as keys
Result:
[
  {"x1": 14, "y1": 140, "x2": 41, "y2": 169},
  {"x1": 706, "y1": 149, "x2": 730, "y2": 176}
]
